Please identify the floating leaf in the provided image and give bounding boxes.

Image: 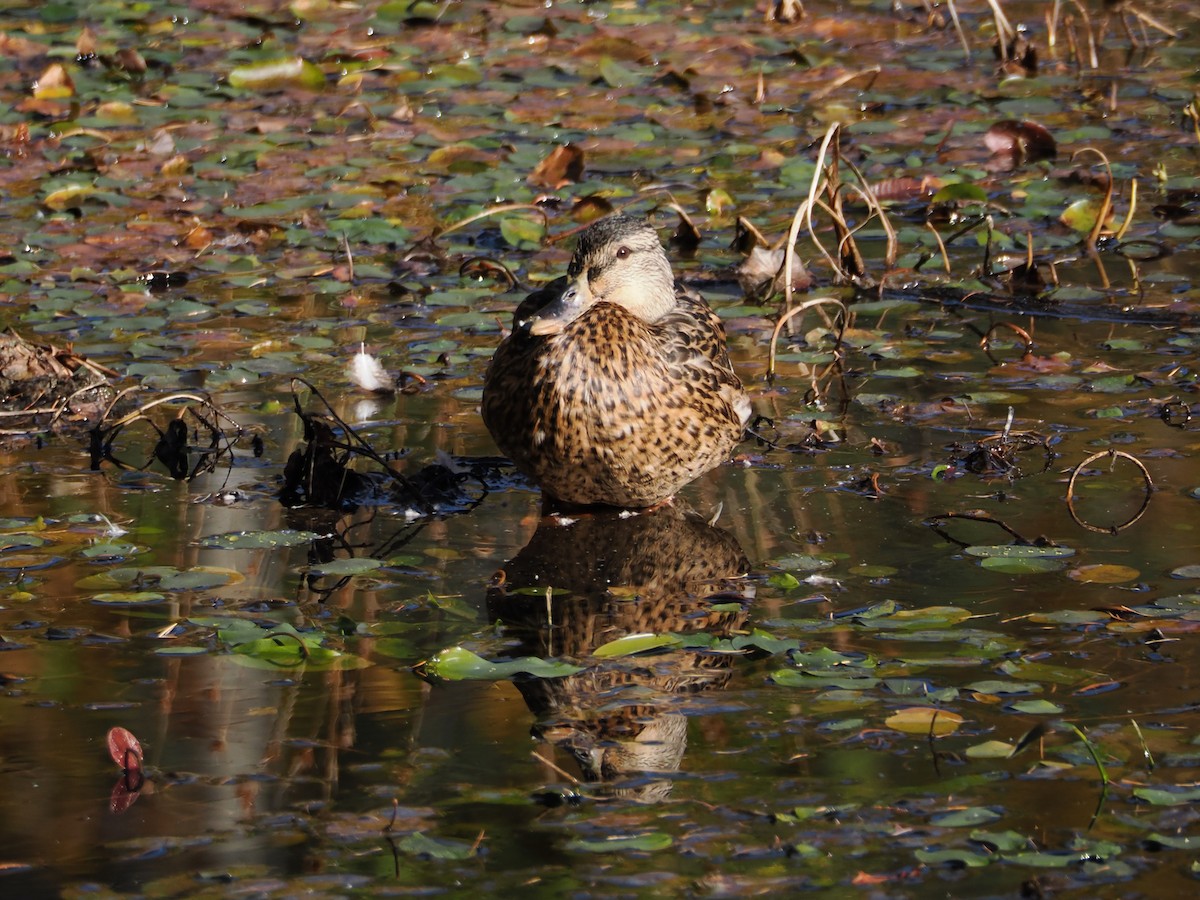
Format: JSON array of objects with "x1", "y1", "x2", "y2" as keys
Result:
[
  {"x1": 964, "y1": 546, "x2": 1074, "y2": 559},
  {"x1": 916, "y1": 848, "x2": 991, "y2": 867},
  {"x1": 305, "y1": 557, "x2": 384, "y2": 577},
  {"x1": 886, "y1": 707, "x2": 964, "y2": 735},
  {"x1": 980, "y1": 556, "x2": 1067, "y2": 575},
  {"x1": 592, "y1": 633, "x2": 682, "y2": 658},
  {"x1": 931, "y1": 182, "x2": 988, "y2": 204},
  {"x1": 1061, "y1": 198, "x2": 1113, "y2": 235},
  {"x1": 1007, "y1": 699, "x2": 1064, "y2": 715},
  {"x1": 91, "y1": 591, "x2": 166, "y2": 606},
  {"x1": 774, "y1": 555, "x2": 834, "y2": 573},
  {"x1": 1134, "y1": 786, "x2": 1200, "y2": 806},
  {"x1": 198, "y1": 530, "x2": 319, "y2": 550},
  {"x1": 1067, "y1": 564, "x2": 1139, "y2": 584},
  {"x1": 106, "y1": 726, "x2": 142, "y2": 776},
  {"x1": 420, "y1": 646, "x2": 583, "y2": 681},
  {"x1": 964, "y1": 680, "x2": 1040, "y2": 695},
  {"x1": 966, "y1": 740, "x2": 1016, "y2": 759},
  {"x1": 159, "y1": 567, "x2": 244, "y2": 590},
  {"x1": 397, "y1": 832, "x2": 476, "y2": 860},
  {"x1": 79, "y1": 543, "x2": 146, "y2": 559},
  {"x1": 228, "y1": 57, "x2": 325, "y2": 91},
  {"x1": 1027, "y1": 609, "x2": 1108, "y2": 625},
  {"x1": 969, "y1": 830, "x2": 1029, "y2": 853},
  {"x1": 499, "y1": 216, "x2": 545, "y2": 248},
  {"x1": 1145, "y1": 833, "x2": 1200, "y2": 850},
  {"x1": 566, "y1": 832, "x2": 673, "y2": 853},
  {"x1": 44, "y1": 184, "x2": 96, "y2": 211},
  {"x1": 931, "y1": 807, "x2": 1001, "y2": 827}
]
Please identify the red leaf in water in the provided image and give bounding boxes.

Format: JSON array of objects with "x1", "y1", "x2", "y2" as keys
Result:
[
  {"x1": 106, "y1": 726, "x2": 143, "y2": 773},
  {"x1": 109, "y1": 775, "x2": 143, "y2": 814},
  {"x1": 983, "y1": 120, "x2": 1057, "y2": 163}
]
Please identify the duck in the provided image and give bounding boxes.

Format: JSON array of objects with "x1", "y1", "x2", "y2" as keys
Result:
[{"x1": 482, "y1": 213, "x2": 751, "y2": 508}]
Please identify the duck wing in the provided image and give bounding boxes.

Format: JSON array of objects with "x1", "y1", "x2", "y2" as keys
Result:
[{"x1": 655, "y1": 287, "x2": 751, "y2": 429}]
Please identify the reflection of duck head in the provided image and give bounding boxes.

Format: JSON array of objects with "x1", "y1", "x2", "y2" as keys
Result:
[{"x1": 487, "y1": 504, "x2": 752, "y2": 799}]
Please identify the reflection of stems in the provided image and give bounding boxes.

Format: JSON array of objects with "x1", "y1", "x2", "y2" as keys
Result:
[
  {"x1": 1065, "y1": 449, "x2": 1153, "y2": 534},
  {"x1": 1070, "y1": 723, "x2": 1110, "y2": 831},
  {"x1": 766, "y1": 297, "x2": 846, "y2": 380},
  {"x1": 1068, "y1": 723, "x2": 1109, "y2": 786},
  {"x1": 1131, "y1": 719, "x2": 1155, "y2": 772},
  {"x1": 532, "y1": 750, "x2": 581, "y2": 784}
]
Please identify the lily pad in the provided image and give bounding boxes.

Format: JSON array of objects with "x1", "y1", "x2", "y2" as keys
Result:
[
  {"x1": 593, "y1": 633, "x2": 683, "y2": 658},
  {"x1": 198, "y1": 530, "x2": 319, "y2": 550},
  {"x1": 305, "y1": 557, "x2": 384, "y2": 577},
  {"x1": 886, "y1": 707, "x2": 964, "y2": 735},
  {"x1": 565, "y1": 832, "x2": 673, "y2": 853},
  {"x1": 420, "y1": 646, "x2": 583, "y2": 682}
]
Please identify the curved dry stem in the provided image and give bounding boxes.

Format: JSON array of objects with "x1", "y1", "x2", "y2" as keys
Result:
[
  {"x1": 288, "y1": 377, "x2": 427, "y2": 507},
  {"x1": 1072, "y1": 146, "x2": 1114, "y2": 249},
  {"x1": 432, "y1": 203, "x2": 549, "y2": 242},
  {"x1": 981, "y1": 321, "x2": 1035, "y2": 359},
  {"x1": 985, "y1": 0, "x2": 1015, "y2": 46},
  {"x1": 1115, "y1": 177, "x2": 1137, "y2": 241},
  {"x1": 459, "y1": 256, "x2": 519, "y2": 290},
  {"x1": 767, "y1": 296, "x2": 847, "y2": 380},
  {"x1": 795, "y1": 124, "x2": 844, "y2": 288},
  {"x1": 924, "y1": 222, "x2": 951, "y2": 274},
  {"x1": 840, "y1": 157, "x2": 899, "y2": 268},
  {"x1": 810, "y1": 66, "x2": 881, "y2": 102},
  {"x1": 923, "y1": 511, "x2": 1034, "y2": 547},
  {"x1": 1065, "y1": 448, "x2": 1154, "y2": 534},
  {"x1": 1068, "y1": 0, "x2": 1099, "y2": 68},
  {"x1": 103, "y1": 393, "x2": 213, "y2": 433},
  {"x1": 946, "y1": 0, "x2": 970, "y2": 60}
]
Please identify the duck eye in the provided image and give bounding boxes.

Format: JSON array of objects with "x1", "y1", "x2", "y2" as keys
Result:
[{"x1": 615, "y1": 246, "x2": 631, "y2": 260}]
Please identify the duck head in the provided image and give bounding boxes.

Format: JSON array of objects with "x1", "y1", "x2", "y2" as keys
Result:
[{"x1": 519, "y1": 215, "x2": 677, "y2": 337}]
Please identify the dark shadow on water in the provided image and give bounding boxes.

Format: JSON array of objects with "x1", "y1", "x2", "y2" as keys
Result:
[{"x1": 486, "y1": 503, "x2": 753, "y2": 801}]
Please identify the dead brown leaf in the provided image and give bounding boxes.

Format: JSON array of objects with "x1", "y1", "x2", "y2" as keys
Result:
[{"x1": 528, "y1": 144, "x2": 585, "y2": 190}]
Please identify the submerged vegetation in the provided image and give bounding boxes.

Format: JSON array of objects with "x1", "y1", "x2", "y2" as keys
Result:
[{"x1": 0, "y1": 0, "x2": 1199, "y2": 896}]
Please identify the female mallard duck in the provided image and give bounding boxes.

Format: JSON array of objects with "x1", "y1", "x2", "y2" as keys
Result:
[{"x1": 482, "y1": 214, "x2": 751, "y2": 508}]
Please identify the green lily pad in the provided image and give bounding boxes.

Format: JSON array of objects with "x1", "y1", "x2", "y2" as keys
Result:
[
  {"x1": 566, "y1": 832, "x2": 673, "y2": 853},
  {"x1": 91, "y1": 591, "x2": 166, "y2": 606},
  {"x1": 1134, "y1": 786, "x2": 1200, "y2": 806},
  {"x1": 420, "y1": 646, "x2": 583, "y2": 682},
  {"x1": 305, "y1": 557, "x2": 384, "y2": 577},
  {"x1": 1007, "y1": 699, "x2": 1064, "y2": 715},
  {"x1": 965, "y1": 740, "x2": 1016, "y2": 759},
  {"x1": 198, "y1": 530, "x2": 319, "y2": 550},
  {"x1": 228, "y1": 57, "x2": 325, "y2": 91},
  {"x1": 592, "y1": 633, "x2": 682, "y2": 658},
  {"x1": 916, "y1": 849, "x2": 991, "y2": 867},
  {"x1": 397, "y1": 832, "x2": 477, "y2": 860},
  {"x1": 886, "y1": 707, "x2": 964, "y2": 735},
  {"x1": 931, "y1": 807, "x2": 1002, "y2": 828}
]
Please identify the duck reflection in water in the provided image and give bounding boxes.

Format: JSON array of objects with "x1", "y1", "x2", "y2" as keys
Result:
[{"x1": 487, "y1": 503, "x2": 752, "y2": 801}]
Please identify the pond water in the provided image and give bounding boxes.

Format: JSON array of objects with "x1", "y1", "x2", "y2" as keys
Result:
[{"x1": 1, "y1": 0, "x2": 1200, "y2": 896}]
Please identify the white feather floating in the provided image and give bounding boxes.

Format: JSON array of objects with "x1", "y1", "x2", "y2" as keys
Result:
[{"x1": 349, "y1": 344, "x2": 394, "y2": 394}]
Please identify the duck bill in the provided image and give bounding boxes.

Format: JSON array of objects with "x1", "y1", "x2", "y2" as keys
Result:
[{"x1": 522, "y1": 277, "x2": 592, "y2": 336}]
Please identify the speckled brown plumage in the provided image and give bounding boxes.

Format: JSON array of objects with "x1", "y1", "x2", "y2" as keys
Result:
[{"x1": 482, "y1": 214, "x2": 750, "y2": 508}]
